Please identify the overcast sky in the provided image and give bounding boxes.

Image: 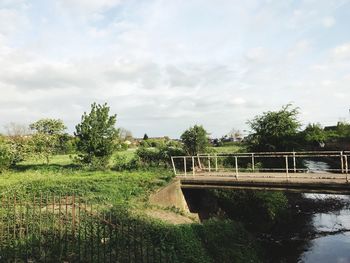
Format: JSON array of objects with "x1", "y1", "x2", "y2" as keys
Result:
[{"x1": 0, "y1": 0, "x2": 350, "y2": 138}]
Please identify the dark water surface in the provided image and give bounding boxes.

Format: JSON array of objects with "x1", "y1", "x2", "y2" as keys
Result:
[{"x1": 298, "y1": 194, "x2": 350, "y2": 263}]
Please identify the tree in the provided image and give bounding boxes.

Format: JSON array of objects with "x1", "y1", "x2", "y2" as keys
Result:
[
  {"x1": 246, "y1": 104, "x2": 301, "y2": 152},
  {"x1": 302, "y1": 123, "x2": 327, "y2": 146},
  {"x1": 75, "y1": 103, "x2": 119, "y2": 169},
  {"x1": 29, "y1": 119, "x2": 67, "y2": 164},
  {"x1": 180, "y1": 125, "x2": 209, "y2": 155},
  {"x1": 118, "y1": 128, "x2": 133, "y2": 141},
  {"x1": 4, "y1": 122, "x2": 31, "y2": 164},
  {"x1": 30, "y1": 119, "x2": 66, "y2": 135},
  {"x1": 0, "y1": 137, "x2": 13, "y2": 172},
  {"x1": 143, "y1": 133, "x2": 149, "y2": 140},
  {"x1": 30, "y1": 133, "x2": 59, "y2": 164}
]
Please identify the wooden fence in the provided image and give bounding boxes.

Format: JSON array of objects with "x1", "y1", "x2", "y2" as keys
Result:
[{"x1": 0, "y1": 194, "x2": 175, "y2": 262}]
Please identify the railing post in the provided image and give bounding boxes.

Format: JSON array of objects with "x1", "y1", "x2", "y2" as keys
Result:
[
  {"x1": 293, "y1": 152, "x2": 296, "y2": 173},
  {"x1": 341, "y1": 151, "x2": 344, "y2": 173},
  {"x1": 215, "y1": 154, "x2": 218, "y2": 172},
  {"x1": 171, "y1": 157, "x2": 177, "y2": 176},
  {"x1": 192, "y1": 157, "x2": 195, "y2": 176},
  {"x1": 208, "y1": 156, "x2": 211, "y2": 173},
  {"x1": 345, "y1": 155, "x2": 348, "y2": 182},
  {"x1": 183, "y1": 157, "x2": 187, "y2": 176},
  {"x1": 235, "y1": 156, "x2": 238, "y2": 179},
  {"x1": 285, "y1": 156, "x2": 289, "y2": 179},
  {"x1": 251, "y1": 153, "x2": 255, "y2": 172}
]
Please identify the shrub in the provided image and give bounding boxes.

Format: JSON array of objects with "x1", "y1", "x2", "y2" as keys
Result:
[
  {"x1": 112, "y1": 154, "x2": 141, "y2": 171},
  {"x1": 0, "y1": 139, "x2": 13, "y2": 172},
  {"x1": 75, "y1": 103, "x2": 119, "y2": 169}
]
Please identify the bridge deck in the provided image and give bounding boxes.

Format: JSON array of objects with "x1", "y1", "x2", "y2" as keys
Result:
[{"x1": 177, "y1": 173, "x2": 350, "y2": 194}]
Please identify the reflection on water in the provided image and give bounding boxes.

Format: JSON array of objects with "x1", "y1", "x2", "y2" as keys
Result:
[
  {"x1": 303, "y1": 160, "x2": 330, "y2": 173},
  {"x1": 300, "y1": 194, "x2": 350, "y2": 263},
  {"x1": 301, "y1": 233, "x2": 350, "y2": 263}
]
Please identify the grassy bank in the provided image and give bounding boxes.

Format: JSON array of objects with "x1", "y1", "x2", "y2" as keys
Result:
[{"x1": 0, "y1": 151, "x2": 262, "y2": 262}]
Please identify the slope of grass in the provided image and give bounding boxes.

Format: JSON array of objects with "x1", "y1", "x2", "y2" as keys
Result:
[{"x1": 1, "y1": 151, "x2": 172, "y2": 205}]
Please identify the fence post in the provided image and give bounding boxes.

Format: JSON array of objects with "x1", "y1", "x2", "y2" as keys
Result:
[
  {"x1": 235, "y1": 156, "x2": 238, "y2": 179},
  {"x1": 192, "y1": 157, "x2": 195, "y2": 176},
  {"x1": 341, "y1": 151, "x2": 344, "y2": 173},
  {"x1": 251, "y1": 153, "x2": 255, "y2": 172},
  {"x1": 215, "y1": 154, "x2": 218, "y2": 172},
  {"x1": 72, "y1": 194, "x2": 76, "y2": 237},
  {"x1": 208, "y1": 156, "x2": 211, "y2": 173},
  {"x1": 183, "y1": 157, "x2": 187, "y2": 176},
  {"x1": 171, "y1": 157, "x2": 177, "y2": 176},
  {"x1": 285, "y1": 156, "x2": 289, "y2": 179},
  {"x1": 345, "y1": 155, "x2": 348, "y2": 182},
  {"x1": 293, "y1": 152, "x2": 296, "y2": 173}
]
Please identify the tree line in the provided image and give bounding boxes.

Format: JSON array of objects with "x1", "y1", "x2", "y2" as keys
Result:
[{"x1": 1, "y1": 102, "x2": 350, "y2": 172}]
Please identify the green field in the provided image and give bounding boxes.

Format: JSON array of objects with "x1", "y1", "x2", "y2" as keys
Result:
[{"x1": 0, "y1": 151, "x2": 172, "y2": 206}]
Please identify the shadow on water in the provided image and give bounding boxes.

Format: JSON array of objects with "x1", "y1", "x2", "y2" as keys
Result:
[{"x1": 182, "y1": 188, "x2": 350, "y2": 263}]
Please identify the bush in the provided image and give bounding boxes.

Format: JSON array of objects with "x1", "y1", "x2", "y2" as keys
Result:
[
  {"x1": 112, "y1": 154, "x2": 141, "y2": 171},
  {"x1": 0, "y1": 139, "x2": 13, "y2": 172},
  {"x1": 136, "y1": 145, "x2": 185, "y2": 167}
]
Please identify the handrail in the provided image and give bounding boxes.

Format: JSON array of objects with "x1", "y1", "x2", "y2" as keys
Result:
[{"x1": 171, "y1": 151, "x2": 349, "y2": 182}]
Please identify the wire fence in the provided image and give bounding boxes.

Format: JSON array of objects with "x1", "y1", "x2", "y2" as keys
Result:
[{"x1": 0, "y1": 194, "x2": 176, "y2": 262}]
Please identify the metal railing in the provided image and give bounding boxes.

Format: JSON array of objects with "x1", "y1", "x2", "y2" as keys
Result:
[
  {"x1": 171, "y1": 151, "x2": 349, "y2": 182},
  {"x1": 0, "y1": 193, "x2": 176, "y2": 262}
]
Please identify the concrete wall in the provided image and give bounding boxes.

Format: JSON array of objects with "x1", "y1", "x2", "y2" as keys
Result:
[{"x1": 149, "y1": 180, "x2": 190, "y2": 212}]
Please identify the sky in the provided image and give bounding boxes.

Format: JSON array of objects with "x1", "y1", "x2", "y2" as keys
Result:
[{"x1": 0, "y1": 0, "x2": 350, "y2": 138}]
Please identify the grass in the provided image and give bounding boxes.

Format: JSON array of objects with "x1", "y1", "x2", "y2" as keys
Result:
[
  {"x1": 1, "y1": 150, "x2": 173, "y2": 206},
  {"x1": 0, "y1": 149, "x2": 262, "y2": 262}
]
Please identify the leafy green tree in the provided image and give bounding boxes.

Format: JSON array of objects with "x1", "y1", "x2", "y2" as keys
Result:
[
  {"x1": 75, "y1": 103, "x2": 119, "y2": 169},
  {"x1": 29, "y1": 119, "x2": 67, "y2": 164},
  {"x1": 143, "y1": 133, "x2": 149, "y2": 140},
  {"x1": 302, "y1": 123, "x2": 327, "y2": 146},
  {"x1": 30, "y1": 133, "x2": 59, "y2": 164},
  {"x1": 0, "y1": 137, "x2": 13, "y2": 172},
  {"x1": 30, "y1": 119, "x2": 66, "y2": 135},
  {"x1": 4, "y1": 122, "x2": 31, "y2": 164},
  {"x1": 246, "y1": 104, "x2": 301, "y2": 152},
  {"x1": 180, "y1": 125, "x2": 209, "y2": 155}
]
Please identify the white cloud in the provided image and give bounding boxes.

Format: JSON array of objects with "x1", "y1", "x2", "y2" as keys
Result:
[
  {"x1": 57, "y1": 0, "x2": 122, "y2": 15},
  {"x1": 322, "y1": 16, "x2": 336, "y2": 28},
  {"x1": 0, "y1": 0, "x2": 350, "y2": 137},
  {"x1": 332, "y1": 43, "x2": 350, "y2": 61}
]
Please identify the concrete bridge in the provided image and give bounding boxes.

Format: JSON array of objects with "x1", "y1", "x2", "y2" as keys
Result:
[{"x1": 171, "y1": 151, "x2": 350, "y2": 194}]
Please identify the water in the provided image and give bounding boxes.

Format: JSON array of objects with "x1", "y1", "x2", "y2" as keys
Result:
[
  {"x1": 299, "y1": 194, "x2": 350, "y2": 263},
  {"x1": 303, "y1": 160, "x2": 331, "y2": 173}
]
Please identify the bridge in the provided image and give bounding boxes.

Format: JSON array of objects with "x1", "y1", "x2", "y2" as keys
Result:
[{"x1": 171, "y1": 151, "x2": 350, "y2": 194}]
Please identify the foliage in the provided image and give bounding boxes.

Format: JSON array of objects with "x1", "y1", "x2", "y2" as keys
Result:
[
  {"x1": 211, "y1": 189, "x2": 288, "y2": 231},
  {"x1": 194, "y1": 219, "x2": 260, "y2": 263},
  {"x1": 246, "y1": 104, "x2": 301, "y2": 152},
  {"x1": 75, "y1": 103, "x2": 119, "y2": 169},
  {"x1": 29, "y1": 133, "x2": 60, "y2": 164},
  {"x1": 143, "y1": 133, "x2": 149, "y2": 140},
  {"x1": 29, "y1": 118, "x2": 67, "y2": 164},
  {"x1": 112, "y1": 153, "x2": 141, "y2": 171},
  {"x1": 139, "y1": 137, "x2": 168, "y2": 148},
  {"x1": 180, "y1": 125, "x2": 209, "y2": 155},
  {"x1": 0, "y1": 138, "x2": 13, "y2": 172},
  {"x1": 136, "y1": 143, "x2": 185, "y2": 167},
  {"x1": 30, "y1": 119, "x2": 66, "y2": 135},
  {"x1": 302, "y1": 123, "x2": 327, "y2": 146}
]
